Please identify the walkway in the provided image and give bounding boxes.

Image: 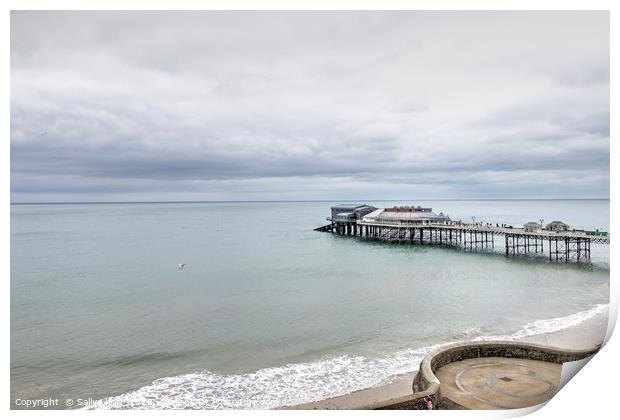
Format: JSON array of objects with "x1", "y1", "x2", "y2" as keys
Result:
[{"x1": 435, "y1": 357, "x2": 561, "y2": 409}]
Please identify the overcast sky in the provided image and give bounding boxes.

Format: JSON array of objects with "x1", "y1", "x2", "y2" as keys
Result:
[{"x1": 11, "y1": 11, "x2": 609, "y2": 202}]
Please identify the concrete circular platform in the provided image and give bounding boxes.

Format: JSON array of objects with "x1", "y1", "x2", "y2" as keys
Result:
[{"x1": 435, "y1": 357, "x2": 561, "y2": 409}]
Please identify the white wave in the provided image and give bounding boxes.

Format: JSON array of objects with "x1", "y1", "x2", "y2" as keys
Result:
[
  {"x1": 87, "y1": 347, "x2": 437, "y2": 410},
  {"x1": 89, "y1": 303, "x2": 608, "y2": 410},
  {"x1": 512, "y1": 303, "x2": 608, "y2": 339},
  {"x1": 472, "y1": 303, "x2": 609, "y2": 342}
]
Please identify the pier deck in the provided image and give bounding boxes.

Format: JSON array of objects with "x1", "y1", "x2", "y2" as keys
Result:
[
  {"x1": 359, "y1": 221, "x2": 610, "y2": 244},
  {"x1": 317, "y1": 219, "x2": 609, "y2": 263}
]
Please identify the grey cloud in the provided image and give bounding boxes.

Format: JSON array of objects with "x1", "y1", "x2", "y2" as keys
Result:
[{"x1": 10, "y1": 11, "x2": 609, "y2": 201}]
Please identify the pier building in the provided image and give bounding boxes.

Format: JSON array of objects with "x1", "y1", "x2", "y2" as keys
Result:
[
  {"x1": 545, "y1": 221, "x2": 569, "y2": 231},
  {"x1": 363, "y1": 206, "x2": 451, "y2": 225},
  {"x1": 315, "y1": 204, "x2": 609, "y2": 263},
  {"x1": 326, "y1": 204, "x2": 377, "y2": 235},
  {"x1": 523, "y1": 222, "x2": 541, "y2": 232}
]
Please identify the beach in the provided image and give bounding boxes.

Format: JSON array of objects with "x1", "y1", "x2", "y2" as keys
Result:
[
  {"x1": 287, "y1": 309, "x2": 609, "y2": 409},
  {"x1": 10, "y1": 7, "x2": 611, "y2": 411},
  {"x1": 11, "y1": 201, "x2": 610, "y2": 409}
]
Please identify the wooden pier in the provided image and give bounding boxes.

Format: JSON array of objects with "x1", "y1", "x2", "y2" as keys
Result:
[{"x1": 315, "y1": 220, "x2": 609, "y2": 263}]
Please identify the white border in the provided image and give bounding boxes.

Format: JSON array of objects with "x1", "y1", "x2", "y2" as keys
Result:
[{"x1": 4, "y1": 2, "x2": 615, "y2": 420}]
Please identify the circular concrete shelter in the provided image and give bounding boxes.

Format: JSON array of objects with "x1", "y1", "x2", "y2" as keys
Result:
[
  {"x1": 373, "y1": 340, "x2": 599, "y2": 410},
  {"x1": 435, "y1": 357, "x2": 561, "y2": 409}
]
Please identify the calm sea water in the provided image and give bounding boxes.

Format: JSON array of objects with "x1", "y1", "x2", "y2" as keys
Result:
[{"x1": 10, "y1": 200, "x2": 609, "y2": 409}]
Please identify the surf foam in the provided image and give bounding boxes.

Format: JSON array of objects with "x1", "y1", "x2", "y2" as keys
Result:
[{"x1": 88, "y1": 303, "x2": 608, "y2": 409}]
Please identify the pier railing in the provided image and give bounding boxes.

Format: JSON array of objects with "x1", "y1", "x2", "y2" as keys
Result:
[
  {"x1": 318, "y1": 218, "x2": 609, "y2": 263},
  {"x1": 358, "y1": 219, "x2": 609, "y2": 243}
]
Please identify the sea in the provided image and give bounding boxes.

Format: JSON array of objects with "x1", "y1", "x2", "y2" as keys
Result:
[{"x1": 10, "y1": 199, "x2": 610, "y2": 409}]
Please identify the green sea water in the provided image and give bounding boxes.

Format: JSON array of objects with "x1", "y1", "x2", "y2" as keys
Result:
[{"x1": 10, "y1": 200, "x2": 609, "y2": 409}]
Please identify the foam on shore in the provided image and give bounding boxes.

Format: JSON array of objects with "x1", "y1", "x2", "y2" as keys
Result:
[
  {"x1": 475, "y1": 303, "x2": 609, "y2": 342},
  {"x1": 88, "y1": 303, "x2": 609, "y2": 410}
]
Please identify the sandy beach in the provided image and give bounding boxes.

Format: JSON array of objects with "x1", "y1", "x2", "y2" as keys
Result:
[
  {"x1": 11, "y1": 201, "x2": 609, "y2": 408},
  {"x1": 287, "y1": 312, "x2": 610, "y2": 410}
]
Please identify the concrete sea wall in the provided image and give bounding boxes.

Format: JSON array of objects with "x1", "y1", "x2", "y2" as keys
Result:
[{"x1": 370, "y1": 340, "x2": 600, "y2": 410}]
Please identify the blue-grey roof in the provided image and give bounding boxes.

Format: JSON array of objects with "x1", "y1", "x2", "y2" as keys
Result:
[{"x1": 333, "y1": 203, "x2": 367, "y2": 209}]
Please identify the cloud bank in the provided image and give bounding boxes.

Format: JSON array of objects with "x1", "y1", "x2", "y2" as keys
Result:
[{"x1": 11, "y1": 11, "x2": 609, "y2": 202}]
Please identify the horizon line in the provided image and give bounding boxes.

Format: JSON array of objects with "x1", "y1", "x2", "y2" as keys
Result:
[{"x1": 10, "y1": 198, "x2": 611, "y2": 205}]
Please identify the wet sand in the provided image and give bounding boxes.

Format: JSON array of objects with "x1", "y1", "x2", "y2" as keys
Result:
[{"x1": 286, "y1": 313, "x2": 609, "y2": 410}]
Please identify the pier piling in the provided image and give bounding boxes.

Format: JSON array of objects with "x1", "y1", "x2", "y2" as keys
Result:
[{"x1": 323, "y1": 220, "x2": 601, "y2": 263}]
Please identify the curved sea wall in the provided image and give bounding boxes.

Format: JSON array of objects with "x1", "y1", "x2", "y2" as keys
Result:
[{"x1": 371, "y1": 340, "x2": 600, "y2": 410}]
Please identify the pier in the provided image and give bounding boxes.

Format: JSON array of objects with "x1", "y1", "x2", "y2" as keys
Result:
[{"x1": 315, "y1": 204, "x2": 609, "y2": 263}]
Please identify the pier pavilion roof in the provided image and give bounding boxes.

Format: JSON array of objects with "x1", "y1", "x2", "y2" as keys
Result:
[
  {"x1": 545, "y1": 220, "x2": 569, "y2": 231},
  {"x1": 332, "y1": 204, "x2": 368, "y2": 210},
  {"x1": 362, "y1": 207, "x2": 450, "y2": 224}
]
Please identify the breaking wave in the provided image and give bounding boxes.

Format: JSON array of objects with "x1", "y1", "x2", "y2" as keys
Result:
[{"x1": 88, "y1": 303, "x2": 608, "y2": 409}]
